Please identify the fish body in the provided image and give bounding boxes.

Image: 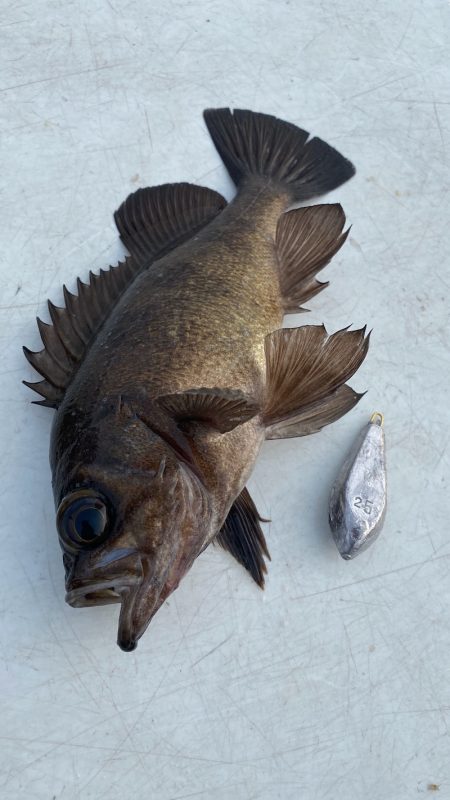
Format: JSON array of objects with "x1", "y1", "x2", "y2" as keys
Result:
[{"x1": 24, "y1": 109, "x2": 369, "y2": 650}]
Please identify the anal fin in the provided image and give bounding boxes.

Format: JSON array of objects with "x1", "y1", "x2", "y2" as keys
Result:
[
  {"x1": 276, "y1": 204, "x2": 348, "y2": 314},
  {"x1": 263, "y1": 325, "x2": 369, "y2": 438},
  {"x1": 216, "y1": 487, "x2": 270, "y2": 588}
]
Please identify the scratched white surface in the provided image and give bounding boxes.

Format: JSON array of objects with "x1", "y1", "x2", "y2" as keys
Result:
[{"x1": 1, "y1": 1, "x2": 449, "y2": 798}]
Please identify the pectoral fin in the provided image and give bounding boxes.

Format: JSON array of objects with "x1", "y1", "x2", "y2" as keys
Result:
[
  {"x1": 156, "y1": 388, "x2": 260, "y2": 433},
  {"x1": 216, "y1": 487, "x2": 270, "y2": 588},
  {"x1": 263, "y1": 325, "x2": 369, "y2": 438}
]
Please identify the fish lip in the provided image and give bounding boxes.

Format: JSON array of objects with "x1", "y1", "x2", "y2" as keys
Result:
[
  {"x1": 65, "y1": 576, "x2": 140, "y2": 608},
  {"x1": 116, "y1": 580, "x2": 164, "y2": 652},
  {"x1": 116, "y1": 586, "x2": 141, "y2": 651},
  {"x1": 65, "y1": 548, "x2": 143, "y2": 607},
  {"x1": 115, "y1": 555, "x2": 169, "y2": 652}
]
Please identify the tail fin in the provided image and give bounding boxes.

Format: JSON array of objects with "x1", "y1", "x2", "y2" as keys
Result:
[{"x1": 203, "y1": 108, "x2": 355, "y2": 202}]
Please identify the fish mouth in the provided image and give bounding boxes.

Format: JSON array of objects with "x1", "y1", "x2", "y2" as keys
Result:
[
  {"x1": 65, "y1": 562, "x2": 166, "y2": 652},
  {"x1": 66, "y1": 580, "x2": 129, "y2": 607},
  {"x1": 65, "y1": 548, "x2": 143, "y2": 610}
]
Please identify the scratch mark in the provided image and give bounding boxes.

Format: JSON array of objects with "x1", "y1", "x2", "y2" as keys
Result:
[
  {"x1": 348, "y1": 74, "x2": 412, "y2": 100},
  {"x1": 175, "y1": 33, "x2": 192, "y2": 55},
  {"x1": 0, "y1": 60, "x2": 132, "y2": 94},
  {"x1": 396, "y1": 10, "x2": 414, "y2": 50},
  {"x1": 144, "y1": 109, "x2": 153, "y2": 152},
  {"x1": 193, "y1": 166, "x2": 221, "y2": 184},
  {"x1": 0, "y1": 19, "x2": 29, "y2": 29},
  {"x1": 433, "y1": 102, "x2": 446, "y2": 155},
  {"x1": 343, "y1": 622, "x2": 357, "y2": 672},
  {"x1": 192, "y1": 634, "x2": 232, "y2": 666},
  {"x1": 292, "y1": 551, "x2": 450, "y2": 602}
]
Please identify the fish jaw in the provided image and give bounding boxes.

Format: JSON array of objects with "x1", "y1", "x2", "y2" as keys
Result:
[
  {"x1": 114, "y1": 531, "x2": 209, "y2": 651},
  {"x1": 65, "y1": 548, "x2": 180, "y2": 651},
  {"x1": 116, "y1": 562, "x2": 167, "y2": 651},
  {"x1": 66, "y1": 547, "x2": 201, "y2": 652}
]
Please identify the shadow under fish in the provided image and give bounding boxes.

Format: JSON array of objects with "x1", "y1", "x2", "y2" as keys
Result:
[{"x1": 23, "y1": 108, "x2": 369, "y2": 651}]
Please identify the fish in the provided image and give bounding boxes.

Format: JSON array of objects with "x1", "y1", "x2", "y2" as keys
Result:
[{"x1": 23, "y1": 108, "x2": 369, "y2": 651}]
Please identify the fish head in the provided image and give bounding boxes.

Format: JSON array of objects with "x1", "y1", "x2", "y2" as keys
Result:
[{"x1": 51, "y1": 397, "x2": 214, "y2": 651}]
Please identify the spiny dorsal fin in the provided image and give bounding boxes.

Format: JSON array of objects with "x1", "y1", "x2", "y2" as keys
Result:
[
  {"x1": 114, "y1": 182, "x2": 227, "y2": 265},
  {"x1": 263, "y1": 325, "x2": 369, "y2": 438},
  {"x1": 276, "y1": 204, "x2": 348, "y2": 313},
  {"x1": 24, "y1": 184, "x2": 227, "y2": 408},
  {"x1": 23, "y1": 257, "x2": 141, "y2": 407},
  {"x1": 156, "y1": 388, "x2": 260, "y2": 433},
  {"x1": 216, "y1": 487, "x2": 270, "y2": 588}
]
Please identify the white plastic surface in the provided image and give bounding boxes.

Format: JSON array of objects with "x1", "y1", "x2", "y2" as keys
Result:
[{"x1": 1, "y1": 1, "x2": 449, "y2": 798}]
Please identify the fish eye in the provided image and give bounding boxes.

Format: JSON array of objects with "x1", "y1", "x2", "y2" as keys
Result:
[{"x1": 57, "y1": 490, "x2": 111, "y2": 550}]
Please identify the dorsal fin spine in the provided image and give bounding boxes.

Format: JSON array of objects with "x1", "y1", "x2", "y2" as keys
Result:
[
  {"x1": 62, "y1": 286, "x2": 88, "y2": 345},
  {"x1": 23, "y1": 347, "x2": 69, "y2": 386},
  {"x1": 36, "y1": 318, "x2": 73, "y2": 372}
]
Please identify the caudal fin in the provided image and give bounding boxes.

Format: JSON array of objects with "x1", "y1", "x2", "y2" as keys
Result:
[{"x1": 203, "y1": 108, "x2": 355, "y2": 202}]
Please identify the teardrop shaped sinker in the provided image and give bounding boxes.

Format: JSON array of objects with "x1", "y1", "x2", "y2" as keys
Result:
[{"x1": 329, "y1": 412, "x2": 387, "y2": 560}]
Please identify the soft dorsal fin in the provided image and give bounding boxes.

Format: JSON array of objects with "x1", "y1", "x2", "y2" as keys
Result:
[
  {"x1": 156, "y1": 388, "x2": 260, "y2": 433},
  {"x1": 263, "y1": 325, "x2": 369, "y2": 438},
  {"x1": 24, "y1": 184, "x2": 227, "y2": 408},
  {"x1": 216, "y1": 487, "x2": 270, "y2": 588},
  {"x1": 276, "y1": 204, "x2": 348, "y2": 313},
  {"x1": 114, "y1": 182, "x2": 227, "y2": 265}
]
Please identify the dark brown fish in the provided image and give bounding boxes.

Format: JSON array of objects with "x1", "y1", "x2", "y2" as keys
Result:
[{"x1": 24, "y1": 109, "x2": 368, "y2": 651}]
